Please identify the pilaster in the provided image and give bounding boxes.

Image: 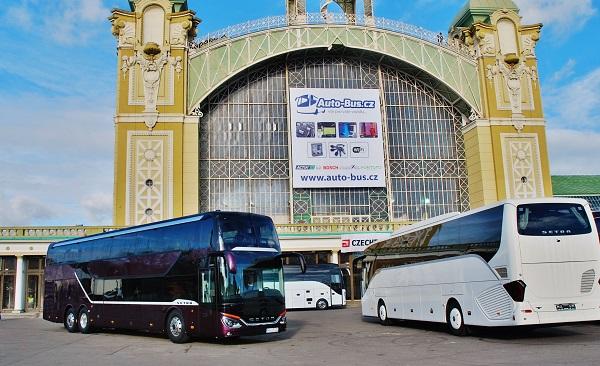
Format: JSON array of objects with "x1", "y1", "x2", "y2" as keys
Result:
[
  {"x1": 110, "y1": 1, "x2": 200, "y2": 225},
  {"x1": 452, "y1": 4, "x2": 552, "y2": 202}
]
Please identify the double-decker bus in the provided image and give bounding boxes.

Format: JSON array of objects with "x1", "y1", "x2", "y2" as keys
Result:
[
  {"x1": 283, "y1": 264, "x2": 346, "y2": 310},
  {"x1": 361, "y1": 198, "x2": 600, "y2": 335},
  {"x1": 43, "y1": 212, "x2": 304, "y2": 343}
]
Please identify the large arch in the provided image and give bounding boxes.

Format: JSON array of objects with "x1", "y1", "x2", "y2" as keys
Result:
[
  {"x1": 188, "y1": 22, "x2": 481, "y2": 116},
  {"x1": 197, "y1": 51, "x2": 471, "y2": 224}
]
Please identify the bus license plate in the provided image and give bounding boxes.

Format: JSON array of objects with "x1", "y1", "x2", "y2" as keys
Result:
[
  {"x1": 556, "y1": 303, "x2": 576, "y2": 311},
  {"x1": 266, "y1": 327, "x2": 279, "y2": 334}
]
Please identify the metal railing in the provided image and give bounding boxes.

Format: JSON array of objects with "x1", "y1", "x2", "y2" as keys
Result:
[
  {"x1": 0, "y1": 222, "x2": 411, "y2": 240},
  {"x1": 189, "y1": 13, "x2": 467, "y2": 56}
]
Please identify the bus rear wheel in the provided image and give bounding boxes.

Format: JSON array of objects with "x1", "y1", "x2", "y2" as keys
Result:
[
  {"x1": 166, "y1": 310, "x2": 190, "y2": 343},
  {"x1": 446, "y1": 301, "x2": 468, "y2": 336},
  {"x1": 64, "y1": 308, "x2": 78, "y2": 333},
  {"x1": 78, "y1": 306, "x2": 92, "y2": 334},
  {"x1": 316, "y1": 299, "x2": 328, "y2": 310},
  {"x1": 377, "y1": 301, "x2": 391, "y2": 326}
]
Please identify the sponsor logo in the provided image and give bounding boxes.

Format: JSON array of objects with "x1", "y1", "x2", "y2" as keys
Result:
[
  {"x1": 296, "y1": 165, "x2": 316, "y2": 170},
  {"x1": 295, "y1": 94, "x2": 376, "y2": 115}
]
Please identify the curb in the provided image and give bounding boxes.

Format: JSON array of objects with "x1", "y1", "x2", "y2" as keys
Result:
[{"x1": 0, "y1": 312, "x2": 41, "y2": 320}]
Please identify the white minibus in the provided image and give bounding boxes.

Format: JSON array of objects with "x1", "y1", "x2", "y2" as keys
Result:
[{"x1": 284, "y1": 264, "x2": 346, "y2": 310}]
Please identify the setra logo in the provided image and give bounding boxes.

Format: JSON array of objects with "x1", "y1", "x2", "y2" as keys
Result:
[{"x1": 342, "y1": 239, "x2": 350, "y2": 248}]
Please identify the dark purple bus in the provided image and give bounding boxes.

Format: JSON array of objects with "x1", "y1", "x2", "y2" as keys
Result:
[{"x1": 43, "y1": 212, "x2": 304, "y2": 343}]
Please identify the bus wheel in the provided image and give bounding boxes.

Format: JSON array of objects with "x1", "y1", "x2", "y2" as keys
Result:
[
  {"x1": 377, "y1": 301, "x2": 391, "y2": 326},
  {"x1": 446, "y1": 301, "x2": 468, "y2": 336},
  {"x1": 316, "y1": 299, "x2": 328, "y2": 310},
  {"x1": 166, "y1": 310, "x2": 190, "y2": 343},
  {"x1": 78, "y1": 306, "x2": 92, "y2": 334},
  {"x1": 64, "y1": 308, "x2": 79, "y2": 333}
]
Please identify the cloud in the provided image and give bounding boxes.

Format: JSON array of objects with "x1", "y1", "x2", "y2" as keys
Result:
[
  {"x1": 547, "y1": 129, "x2": 600, "y2": 174},
  {"x1": 2, "y1": 0, "x2": 111, "y2": 45},
  {"x1": 550, "y1": 59, "x2": 576, "y2": 83},
  {"x1": 514, "y1": 0, "x2": 597, "y2": 39},
  {"x1": 0, "y1": 193, "x2": 57, "y2": 226},
  {"x1": 4, "y1": 6, "x2": 33, "y2": 29},
  {"x1": 544, "y1": 67, "x2": 600, "y2": 131},
  {"x1": 0, "y1": 94, "x2": 114, "y2": 226},
  {"x1": 81, "y1": 192, "x2": 113, "y2": 223}
]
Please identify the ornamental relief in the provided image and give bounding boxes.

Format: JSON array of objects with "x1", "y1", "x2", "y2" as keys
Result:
[
  {"x1": 126, "y1": 132, "x2": 174, "y2": 226},
  {"x1": 111, "y1": 20, "x2": 135, "y2": 48},
  {"x1": 476, "y1": 32, "x2": 496, "y2": 57},
  {"x1": 521, "y1": 35, "x2": 537, "y2": 58},
  {"x1": 121, "y1": 51, "x2": 178, "y2": 113},
  {"x1": 501, "y1": 134, "x2": 544, "y2": 199},
  {"x1": 486, "y1": 59, "x2": 537, "y2": 115}
]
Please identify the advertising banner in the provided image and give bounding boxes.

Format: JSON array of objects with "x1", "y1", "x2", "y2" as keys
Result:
[
  {"x1": 340, "y1": 233, "x2": 391, "y2": 253},
  {"x1": 289, "y1": 88, "x2": 386, "y2": 188}
]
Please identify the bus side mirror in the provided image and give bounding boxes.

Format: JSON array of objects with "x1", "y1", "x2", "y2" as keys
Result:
[{"x1": 278, "y1": 252, "x2": 306, "y2": 273}]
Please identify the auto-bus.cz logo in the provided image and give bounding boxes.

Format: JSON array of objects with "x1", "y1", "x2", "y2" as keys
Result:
[{"x1": 295, "y1": 94, "x2": 376, "y2": 115}]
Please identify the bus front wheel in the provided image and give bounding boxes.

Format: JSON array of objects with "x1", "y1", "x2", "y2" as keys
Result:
[
  {"x1": 64, "y1": 307, "x2": 78, "y2": 333},
  {"x1": 377, "y1": 301, "x2": 391, "y2": 326},
  {"x1": 316, "y1": 299, "x2": 328, "y2": 310},
  {"x1": 446, "y1": 301, "x2": 468, "y2": 336},
  {"x1": 166, "y1": 310, "x2": 190, "y2": 343}
]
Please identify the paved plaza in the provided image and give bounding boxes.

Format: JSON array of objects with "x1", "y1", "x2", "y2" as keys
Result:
[{"x1": 2, "y1": 306, "x2": 600, "y2": 366}]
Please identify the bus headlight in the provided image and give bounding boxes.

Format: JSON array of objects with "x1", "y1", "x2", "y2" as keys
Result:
[{"x1": 221, "y1": 314, "x2": 242, "y2": 329}]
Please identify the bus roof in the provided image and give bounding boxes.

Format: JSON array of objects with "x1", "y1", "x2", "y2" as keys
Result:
[
  {"x1": 49, "y1": 211, "x2": 272, "y2": 249},
  {"x1": 386, "y1": 197, "x2": 591, "y2": 240}
]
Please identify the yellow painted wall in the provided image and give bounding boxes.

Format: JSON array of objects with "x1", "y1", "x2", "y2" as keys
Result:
[
  {"x1": 182, "y1": 122, "x2": 199, "y2": 215},
  {"x1": 464, "y1": 125, "x2": 498, "y2": 208}
]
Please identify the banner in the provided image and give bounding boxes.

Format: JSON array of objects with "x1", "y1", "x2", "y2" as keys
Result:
[
  {"x1": 340, "y1": 233, "x2": 391, "y2": 253},
  {"x1": 289, "y1": 88, "x2": 386, "y2": 188}
]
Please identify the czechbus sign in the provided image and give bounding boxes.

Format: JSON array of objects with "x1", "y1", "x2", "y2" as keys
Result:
[{"x1": 340, "y1": 233, "x2": 391, "y2": 253}]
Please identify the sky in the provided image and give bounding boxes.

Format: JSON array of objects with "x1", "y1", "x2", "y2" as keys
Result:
[{"x1": 0, "y1": 0, "x2": 599, "y2": 226}]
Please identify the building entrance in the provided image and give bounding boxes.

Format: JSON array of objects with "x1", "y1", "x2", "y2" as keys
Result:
[
  {"x1": 26, "y1": 257, "x2": 45, "y2": 311},
  {"x1": 1, "y1": 257, "x2": 16, "y2": 311}
]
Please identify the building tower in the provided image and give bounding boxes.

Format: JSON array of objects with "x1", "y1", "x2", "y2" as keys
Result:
[
  {"x1": 449, "y1": 0, "x2": 552, "y2": 206},
  {"x1": 110, "y1": 0, "x2": 199, "y2": 225}
]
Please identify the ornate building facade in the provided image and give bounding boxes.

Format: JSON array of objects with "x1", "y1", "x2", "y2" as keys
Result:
[{"x1": 1, "y1": 0, "x2": 553, "y2": 312}]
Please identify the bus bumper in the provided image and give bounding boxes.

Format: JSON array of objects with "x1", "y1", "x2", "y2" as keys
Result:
[
  {"x1": 513, "y1": 301, "x2": 600, "y2": 325},
  {"x1": 220, "y1": 323, "x2": 287, "y2": 338}
]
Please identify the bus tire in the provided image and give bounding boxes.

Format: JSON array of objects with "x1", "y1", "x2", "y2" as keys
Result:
[
  {"x1": 64, "y1": 307, "x2": 79, "y2": 333},
  {"x1": 78, "y1": 306, "x2": 92, "y2": 334},
  {"x1": 316, "y1": 299, "x2": 328, "y2": 310},
  {"x1": 377, "y1": 300, "x2": 391, "y2": 326},
  {"x1": 446, "y1": 300, "x2": 468, "y2": 336},
  {"x1": 166, "y1": 310, "x2": 190, "y2": 343}
]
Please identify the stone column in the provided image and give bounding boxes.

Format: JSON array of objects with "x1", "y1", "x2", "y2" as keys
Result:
[{"x1": 12, "y1": 256, "x2": 26, "y2": 313}]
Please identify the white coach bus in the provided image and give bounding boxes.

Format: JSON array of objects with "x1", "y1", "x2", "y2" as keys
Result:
[
  {"x1": 284, "y1": 264, "x2": 346, "y2": 310},
  {"x1": 361, "y1": 198, "x2": 600, "y2": 335}
]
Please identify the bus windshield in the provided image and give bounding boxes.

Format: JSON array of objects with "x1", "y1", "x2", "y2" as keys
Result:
[
  {"x1": 517, "y1": 203, "x2": 592, "y2": 236},
  {"x1": 218, "y1": 252, "x2": 284, "y2": 302},
  {"x1": 218, "y1": 213, "x2": 281, "y2": 251}
]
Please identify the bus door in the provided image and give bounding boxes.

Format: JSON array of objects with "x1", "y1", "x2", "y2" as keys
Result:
[
  {"x1": 198, "y1": 257, "x2": 218, "y2": 336},
  {"x1": 330, "y1": 271, "x2": 345, "y2": 306}
]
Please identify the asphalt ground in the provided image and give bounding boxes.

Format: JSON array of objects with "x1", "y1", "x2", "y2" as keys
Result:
[{"x1": 1, "y1": 306, "x2": 600, "y2": 366}]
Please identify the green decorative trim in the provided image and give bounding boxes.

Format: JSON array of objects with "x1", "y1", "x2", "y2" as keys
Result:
[{"x1": 188, "y1": 24, "x2": 481, "y2": 115}]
